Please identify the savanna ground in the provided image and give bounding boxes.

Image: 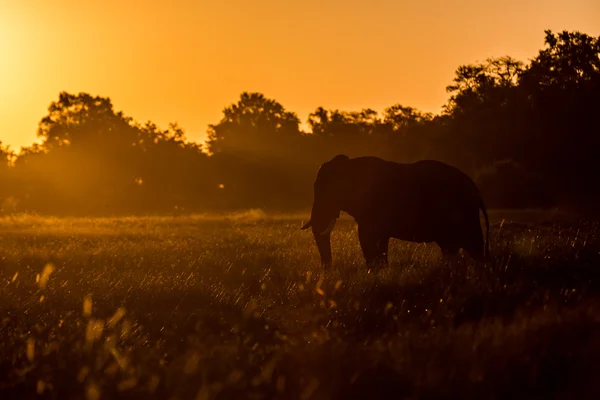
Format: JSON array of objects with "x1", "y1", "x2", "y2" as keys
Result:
[{"x1": 1, "y1": 210, "x2": 600, "y2": 399}]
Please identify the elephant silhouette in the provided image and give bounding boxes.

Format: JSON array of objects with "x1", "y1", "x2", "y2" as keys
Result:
[{"x1": 302, "y1": 155, "x2": 490, "y2": 268}]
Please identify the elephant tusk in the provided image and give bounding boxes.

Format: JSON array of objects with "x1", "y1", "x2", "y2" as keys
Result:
[
  {"x1": 300, "y1": 219, "x2": 312, "y2": 230},
  {"x1": 319, "y1": 219, "x2": 337, "y2": 235}
]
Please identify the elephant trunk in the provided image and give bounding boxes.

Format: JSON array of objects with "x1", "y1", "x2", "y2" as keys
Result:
[
  {"x1": 303, "y1": 203, "x2": 338, "y2": 267},
  {"x1": 313, "y1": 230, "x2": 332, "y2": 268}
]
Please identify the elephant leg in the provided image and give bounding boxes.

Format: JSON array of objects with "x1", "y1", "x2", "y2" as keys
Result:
[
  {"x1": 463, "y1": 218, "x2": 485, "y2": 262},
  {"x1": 358, "y1": 224, "x2": 388, "y2": 268},
  {"x1": 358, "y1": 225, "x2": 378, "y2": 266},
  {"x1": 437, "y1": 240, "x2": 460, "y2": 261},
  {"x1": 375, "y1": 237, "x2": 390, "y2": 266}
]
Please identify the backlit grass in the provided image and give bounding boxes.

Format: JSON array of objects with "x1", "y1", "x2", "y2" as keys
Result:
[{"x1": 0, "y1": 211, "x2": 599, "y2": 399}]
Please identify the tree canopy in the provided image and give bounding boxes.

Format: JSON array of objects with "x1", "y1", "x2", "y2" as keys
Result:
[{"x1": 1, "y1": 29, "x2": 598, "y2": 215}]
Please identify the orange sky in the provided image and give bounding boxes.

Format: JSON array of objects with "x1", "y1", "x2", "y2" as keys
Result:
[{"x1": 1, "y1": 0, "x2": 599, "y2": 152}]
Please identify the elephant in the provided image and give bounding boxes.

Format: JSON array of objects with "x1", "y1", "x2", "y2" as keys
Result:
[{"x1": 301, "y1": 155, "x2": 490, "y2": 268}]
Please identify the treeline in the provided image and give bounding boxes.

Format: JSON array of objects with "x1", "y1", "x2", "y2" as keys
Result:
[{"x1": 0, "y1": 29, "x2": 599, "y2": 216}]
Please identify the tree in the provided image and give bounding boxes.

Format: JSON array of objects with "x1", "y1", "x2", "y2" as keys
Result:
[
  {"x1": 37, "y1": 92, "x2": 138, "y2": 151},
  {"x1": 518, "y1": 30, "x2": 600, "y2": 203},
  {"x1": 437, "y1": 56, "x2": 527, "y2": 172},
  {"x1": 306, "y1": 107, "x2": 388, "y2": 161},
  {"x1": 133, "y1": 121, "x2": 213, "y2": 212},
  {"x1": 308, "y1": 107, "x2": 381, "y2": 138},
  {"x1": 205, "y1": 92, "x2": 310, "y2": 210},
  {"x1": 382, "y1": 105, "x2": 433, "y2": 130},
  {"x1": 13, "y1": 91, "x2": 214, "y2": 215},
  {"x1": 206, "y1": 92, "x2": 302, "y2": 157},
  {"x1": 521, "y1": 30, "x2": 600, "y2": 92},
  {"x1": 444, "y1": 56, "x2": 524, "y2": 114},
  {"x1": 5, "y1": 29, "x2": 600, "y2": 215},
  {"x1": 380, "y1": 105, "x2": 435, "y2": 162}
]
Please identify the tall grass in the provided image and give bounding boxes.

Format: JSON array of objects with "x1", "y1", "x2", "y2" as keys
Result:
[{"x1": 0, "y1": 212, "x2": 598, "y2": 399}]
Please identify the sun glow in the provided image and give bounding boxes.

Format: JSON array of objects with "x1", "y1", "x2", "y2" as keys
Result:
[
  {"x1": 0, "y1": 7, "x2": 45, "y2": 150},
  {"x1": 0, "y1": 1, "x2": 598, "y2": 152},
  {"x1": 0, "y1": 15, "x2": 18, "y2": 105}
]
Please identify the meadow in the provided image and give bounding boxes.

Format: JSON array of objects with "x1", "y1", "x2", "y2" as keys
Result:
[{"x1": 0, "y1": 210, "x2": 599, "y2": 399}]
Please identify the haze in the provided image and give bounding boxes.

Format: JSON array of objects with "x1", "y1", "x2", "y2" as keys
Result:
[{"x1": 1, "y1": 0, "x2": 598, "y2": 152}]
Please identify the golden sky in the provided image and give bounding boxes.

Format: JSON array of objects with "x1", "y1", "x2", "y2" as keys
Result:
[{"x1": 1, "y1": 0, "x2": 598, "y2": 152}]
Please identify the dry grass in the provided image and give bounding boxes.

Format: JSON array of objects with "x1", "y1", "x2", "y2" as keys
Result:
[{"x1": 0, "y1": 211, "x2": 599, "y2": 399}]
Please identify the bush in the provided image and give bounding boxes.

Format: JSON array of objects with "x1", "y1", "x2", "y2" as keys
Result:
[{"x1": 475, "y1": 160, "x2": 554, "y2": 209}]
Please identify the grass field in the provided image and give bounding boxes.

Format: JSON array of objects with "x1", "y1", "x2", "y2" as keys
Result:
[{"x1": 1, "y1": 210, "x2": 599, "y2": 399}]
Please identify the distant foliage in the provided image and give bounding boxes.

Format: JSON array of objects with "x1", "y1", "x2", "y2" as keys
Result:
[
  {"x1": 474, "y1": 160, "x2": 553, "y2": 209},
  {"x1": 0, "y1": 29, "x2": 599, "y2": 215}
]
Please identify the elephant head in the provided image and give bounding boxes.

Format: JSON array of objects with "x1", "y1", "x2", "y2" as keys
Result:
[{"x1": 301, "y1": 155, "x2": 350, "y2": 267}]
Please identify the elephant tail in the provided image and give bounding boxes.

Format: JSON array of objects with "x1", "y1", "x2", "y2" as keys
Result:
[{"x1": 479, "y1": 197, "x2": 490, "y2": 259}]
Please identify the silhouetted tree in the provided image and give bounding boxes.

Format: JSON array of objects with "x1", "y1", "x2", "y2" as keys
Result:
[
  {"x1": 14, "y1": 92, "x2": 212, "y2": 215},
  {"x1": 306, "y1": 107, "x2": 387, "y2": 161},
  {"x1": 380, "y1": 105, "x2": 435, "y2": 162},
  {"x1": 437, "y1": 56, "x2": 528, "y2": 172},
  {"x1": 207, "y1": 92, "x2": 302, "y2": 158},
  {"x1": 518, "y1": 30, "x2": 600, "y2": 206},
  {"x1": 3, "y1": 29, "x2": 599, "y2": 215},
  {"x1": 206, "y1": 92, "x2": 310, "y2": 210}
]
